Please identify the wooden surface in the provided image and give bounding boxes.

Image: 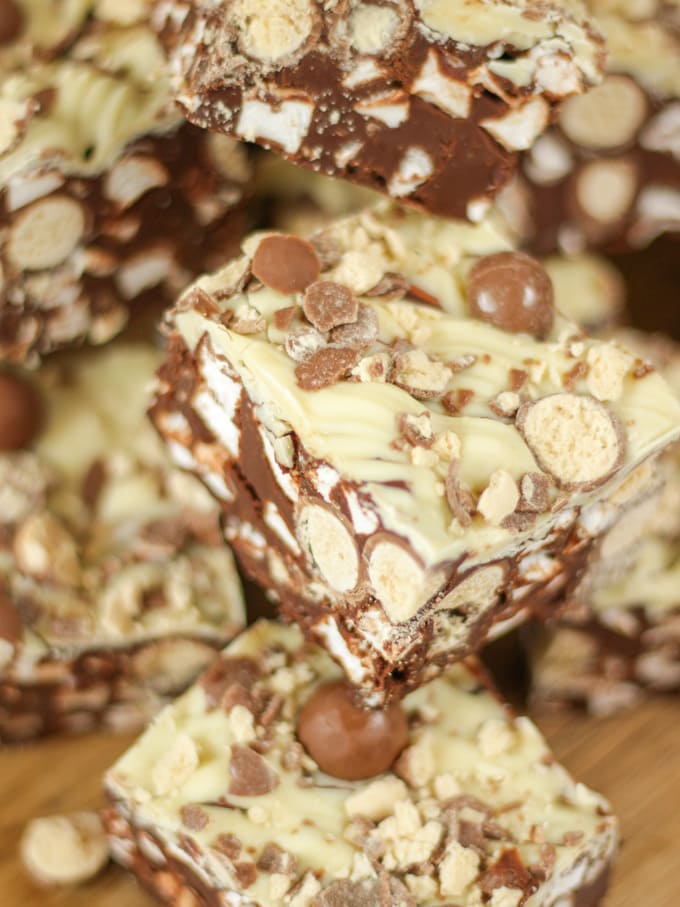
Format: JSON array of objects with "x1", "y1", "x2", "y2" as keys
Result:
[{"x1": 1, "y1": 699, "x2": 679, "y2": 907}]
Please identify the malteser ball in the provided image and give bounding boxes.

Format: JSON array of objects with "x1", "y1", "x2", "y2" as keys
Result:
[
  {"x1": 298, "y1": 680, "x2": 409, "y2": 780},
  {"x1": 0, "y1": 373, "x2": 42, "y2": 450},
  {"x1": 468, "y1": 251, "x2": 554, "y2": 339}
]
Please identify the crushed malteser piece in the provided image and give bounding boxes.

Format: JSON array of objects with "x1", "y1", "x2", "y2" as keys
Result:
[
  {"x1": 586, "y1": 344, "x2": 634, "y2": 401},
  {"x1": 252, "y1": 235, "x2": 320, "y2": 294},
  {"x1": 330, "y1": 304, "x2": 379, "y2": 350},
  {"x1": 439, "y1": 840, "x2": 481, "y2": 898},
  {"x1": 392, "y1": 349, "x2": 452, "y2": 399},
  {"x1": 477, "y1": 471, "x2": 520, "y2": 526},
  {"x1": 21, "y1": 812, "x2": 109, "y2": 886},
  {"x1": 295, "y1": 346, "x2": 359, "y2": 391},
  {"x1": 302, "y1": 281, "x2": 358, "y2": 332},
  {"x1": 345, "y1": 777, "x2": 409, "y2": 821},
  {"x1": 446, "y1": 461, "x2": 475, "y2": 528},
  {"x1": 229, "y1": 744, "x2": 279, "y2": 796},
  {"x1": 164, "y1": 0, "x2": 604, "y2": 220}
]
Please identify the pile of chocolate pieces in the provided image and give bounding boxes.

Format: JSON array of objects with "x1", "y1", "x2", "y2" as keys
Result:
[{"x1": 3, "y1": 1, "x2": 679, "y2": 905}]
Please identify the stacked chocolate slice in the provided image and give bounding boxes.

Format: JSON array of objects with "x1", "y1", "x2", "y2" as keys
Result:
[{"x1": 2, "y1": 1, "x2": 679, "y2": 905}]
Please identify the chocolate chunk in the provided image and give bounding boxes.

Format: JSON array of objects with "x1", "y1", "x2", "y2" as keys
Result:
[
  {"x1": 295, "y1": 346, "x2": 360, "y2": 391},
  {"x1": 228, "y1": 744, "x2": 279, "y2": 796},
  {"x1": 0, "y1": 373, "x2": 43, "y2": 451},
  {"x1": 467, "y1": 252, "x2": 555, "y2": 340},
  {"x1": 252, "y1": 235, "x2": 320, "y2": 294},
  {"x1": 303, "y1": 281, "x2": 358, "y2": 332},
  {"x1": 200, "y1": 656, "x2": 260, "y2": 709},
  {"x1": 0, "y1": 591, "x2": 22, "y2": 644},
  {"x1": 0, "y1": 0, "x2": 23, "y2": 45},
  {"x1": 297, "y1": 681, "x2": 409, "y2": 781}
]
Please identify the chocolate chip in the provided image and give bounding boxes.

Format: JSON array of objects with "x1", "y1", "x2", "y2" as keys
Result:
[
  {"x1": 0, "y1": 591, "x2": 21, "y2": 644},
  {"x1": 0, "y1": 0, "x2": 23, "y2": 46},
  {"x1": 228, "y1": 744, "x2": 279, "y2": 796},
  {"x1": 0, "y1": 373, "x2": 43, "y2": 451},
  {"x1": 467, "y1": 252, "x2": 554, "y2": 340},
  {"x1": 252, "y1": 235, "x2": 320, "y2": 294},
  {"x1": 295, "y1": 346, "x2": 360, "y2": 391},
  {"x1": 297, "y1": 681, "x2": 409, "y2": 781},
  {"x1": 303, "y1": 281, "x2": 358, "y2": 332}
]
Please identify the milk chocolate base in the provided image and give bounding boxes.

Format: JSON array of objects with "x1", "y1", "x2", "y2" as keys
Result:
[
  {"x1": 151, "y1": 335, "x2": 597, "y2": 706},
  {"x1": 0, "y1": 635, "x2": 227, "y2": 743}
]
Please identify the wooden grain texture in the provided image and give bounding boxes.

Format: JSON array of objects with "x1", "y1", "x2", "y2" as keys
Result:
[{"x1": 0, "y1": 701, "x2": 678, "y2": 907}]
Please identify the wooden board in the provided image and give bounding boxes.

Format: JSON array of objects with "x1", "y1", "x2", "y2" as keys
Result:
[{"x1": 1, "y1": 699, "x2": 679, "y2": 907}]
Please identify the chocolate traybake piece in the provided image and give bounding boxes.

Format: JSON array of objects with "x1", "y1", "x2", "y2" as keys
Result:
[
  {"x1": 529, "y1": 333, "x2": 680, "y2": 716},
  {"x1": 150, "y1": 204, "x2": 680, "y2": 706},
  {"x1": 510, "y1": 0, "x2": 680, "y2": 253},
  {"x1": 0, "y1": 0, "x2": 253, "y2": 364},
  {"x1": 156, "y1": 0, "x2": 605, "y2": 222},
  {"x1": 104, "y1": 620, "x2": 619, "y2": 907},
  {"x1": 0, "y1": 342, "x2": 245, "y2": 743}
]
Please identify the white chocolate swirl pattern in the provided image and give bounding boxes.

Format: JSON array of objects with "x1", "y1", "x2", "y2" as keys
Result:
[{"x1": 170, "y1": 205, "x2": 680, "y2": 572}]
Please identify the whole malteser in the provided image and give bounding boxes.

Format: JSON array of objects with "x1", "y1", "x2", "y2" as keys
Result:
[
  {"x1": 251, "y1": 235, "x2": 321, "y2": 294},
  {"x1": 297, "y1": 680, "x2": 409, "y2": 780},
  {"x1": 0, "y1": 0, "x2": 23, "y2": 45},
  {"x1": 467, "y1": 251, "x2": 555, "y2": 339},
  {"x1": 0, "y1": 373, "x2": 42, "y2": 450}
]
